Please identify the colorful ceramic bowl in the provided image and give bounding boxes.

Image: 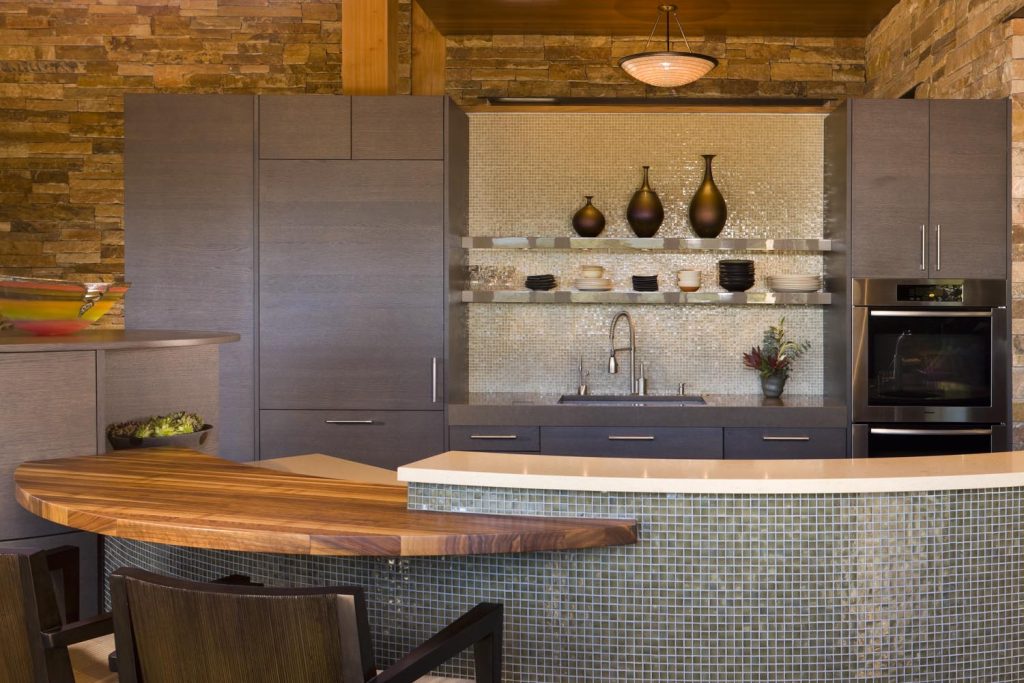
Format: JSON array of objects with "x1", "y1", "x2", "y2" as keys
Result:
[{"x1": 0, "y1": 276, "x2": 130, "y2": 336}]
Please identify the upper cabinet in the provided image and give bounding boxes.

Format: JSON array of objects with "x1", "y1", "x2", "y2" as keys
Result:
[
  {"x1": 351, "y1": 96, "x2": 445, "y2": 159},
  {"x1": 259, "y1": 95, "x2": 352, "y2": 160},
  {"x1": 847, "y1": 99, "x2": 1008, "y2": 279}
]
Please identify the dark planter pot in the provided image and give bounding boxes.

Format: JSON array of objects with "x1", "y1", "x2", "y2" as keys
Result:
[
  {"x1": 689, "y1": 154, "x2": 728, "y2": 238},
  {"x1": 572, "y1": 196, "x2": 606, "y2": 237},
  {"x1": 626, "y1": 165, "x2": 665, "y2": 238},
  {"x1": 760, "y1": 374, "x2": 787, "y2": 399},
  {"x1": 108, "y1": 424, "x2": 213, "y2": 451}
]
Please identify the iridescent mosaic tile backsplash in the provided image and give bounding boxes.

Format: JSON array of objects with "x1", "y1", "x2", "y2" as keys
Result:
[{"x1": 467, "y1": 113, "x2": 827, "y2": 395}]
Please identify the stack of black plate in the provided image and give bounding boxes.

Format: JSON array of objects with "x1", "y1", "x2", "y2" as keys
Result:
[
  {"x1": 718, "y1": 260, "x2": 754, "y2": 292},
  {"x1": 525, "y1": 274, "x2": 556, "y2": 291},
  {"x1": 632, "y1": 275, "x2": 659, "y2": 292}
]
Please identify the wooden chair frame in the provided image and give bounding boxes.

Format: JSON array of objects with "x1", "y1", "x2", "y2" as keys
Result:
[
  {"x1": 0, "y1": 546, "x2": 114, "y2": 683},
  {"x1": 110, "y1": 567, "x2": 502, "y2": 683}
]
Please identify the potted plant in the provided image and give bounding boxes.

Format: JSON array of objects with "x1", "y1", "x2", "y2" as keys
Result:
[
  {"x1": 742, "y1": 318, "x2": 811, "y2": 398},
  {"x1": 107, "y1": 411, "x2": 212, "y2": 451}
]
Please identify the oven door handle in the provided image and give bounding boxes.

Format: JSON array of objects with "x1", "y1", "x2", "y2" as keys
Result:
[
  {"x1": 869, "y1": 427, "x2": 993, "y2": 436},
  {"x1": 868, "y1": 310, "x2": 992, "y2": 318}
]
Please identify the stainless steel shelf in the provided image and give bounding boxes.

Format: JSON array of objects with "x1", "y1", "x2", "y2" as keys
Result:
[
  {"x1": 462, "y1": 236, "x2": 835, "y2": 252},
  {"x1": 462, "y1": 291, "x2": 832, "y2": 305}
]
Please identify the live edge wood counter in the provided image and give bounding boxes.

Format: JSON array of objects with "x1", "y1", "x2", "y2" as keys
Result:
[{"x1": 14, "y1": 448, "x2": 637, "y2": 557}]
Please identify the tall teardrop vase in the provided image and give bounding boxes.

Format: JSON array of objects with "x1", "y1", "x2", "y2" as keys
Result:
[
  {"x1": 688, "y1": 154, "x2": 728, "y2": 238},
  {"x1": 626, "y1": 165, "x2": 665, "y2": 238}
]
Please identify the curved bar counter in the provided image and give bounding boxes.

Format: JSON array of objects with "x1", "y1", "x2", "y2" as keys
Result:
[{"x1": 17, "y1": 449, "x2": 1024, "y2": 682}]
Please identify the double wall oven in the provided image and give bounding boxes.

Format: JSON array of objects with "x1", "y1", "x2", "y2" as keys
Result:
[{"x1": 852, "y1": 279, "x2": 1009, "y2": 457}]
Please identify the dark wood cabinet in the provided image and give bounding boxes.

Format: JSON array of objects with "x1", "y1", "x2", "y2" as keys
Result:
[
  {"x1": 848, "y1": 98, "x2": 1008, "y2": 279},
  {"x1": 723, "y1": 428, "x2": 847, "y2": 460},
  {"x1": 850, "y1": 99, "x2": 930, "y2": 279},
  {"x1": 352, "y1": 96, "x2": 444, "y2": 160},
  {"x1": 260, "y1": 410, "x2": 444, "y2": 469},
  {"x1": 259, "y1": 95, "x2": 351, "y2": 160},
  {"x1": 125, "y1": 94, "x2": 256, "y2": 460},
  {"x1": 449, "y1": 426, "x2": 541, "y2": 453},
  {"x1": 540, "y1": 427, "x2": 723, "y2": 459},
  {"x1": 928, "y1": 100, "x2": 1008, "y2": 279}
]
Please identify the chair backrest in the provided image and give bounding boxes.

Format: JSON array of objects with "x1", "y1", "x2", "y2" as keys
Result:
[
  {"x1": 109, "y1": 568, "x2": 378, "y2": 683},
  {"x1": 0, "y1": 548, "x2": 71, "y2": 683}
]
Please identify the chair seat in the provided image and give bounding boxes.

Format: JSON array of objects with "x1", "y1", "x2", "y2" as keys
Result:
[{"x1": 68, "y1": 633, "x2": 117, "y2": 683}]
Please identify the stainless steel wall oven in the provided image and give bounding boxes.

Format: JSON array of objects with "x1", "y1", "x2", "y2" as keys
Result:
[{"x1": 852, "y1": 279, "x2": 1009, "y2": 457}]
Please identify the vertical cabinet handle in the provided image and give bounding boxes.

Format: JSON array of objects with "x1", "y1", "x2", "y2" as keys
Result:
[
  {"x1": 919, "y1": 224, "x2": 926, "y2": 271},
  {"x1": 935, "y1": 224, "x2": 941, "y2": 271},
  {"x1": 432, "y1": 357, "x2": 438, "y2": 403}
]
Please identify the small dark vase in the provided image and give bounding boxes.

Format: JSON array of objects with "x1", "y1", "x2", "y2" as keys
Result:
[
  {"x1": 626, "y1": 165, "x2": 665, "y2": 238},
  {"x1": 689, "y1": 154, "x2": 728, "y2": 238},
  {"x1": 760, "y1": 373, "x2": 787, "y2": 399},
  {"x1": 572, "y1": 196, "x2": 606, "y2": 237}
]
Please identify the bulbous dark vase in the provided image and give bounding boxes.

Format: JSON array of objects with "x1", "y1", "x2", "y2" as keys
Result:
[
  {"x1": 572, "y1": 195, "x2": 606, "y2": 237},
  {"x1": 626, "y1": 165, "x2": 665, "y2": 238},
  {"x1": 688, "y1": 154, "x2": 728, "y2": 238}
]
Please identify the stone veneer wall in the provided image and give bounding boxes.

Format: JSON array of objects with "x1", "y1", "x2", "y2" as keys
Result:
[
  {"x1": 445, "y1": 34, "x2": 866, "y2": 106},
  {"x1": 864, "y1": 0, "x2": 1024, "y2": 446}
]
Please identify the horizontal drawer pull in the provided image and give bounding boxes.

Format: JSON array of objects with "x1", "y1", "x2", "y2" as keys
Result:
[
  {"x1": 325, "y1": 420, "x2": 375, "y2": 425},
  {"x1": 470, "y1": 435, "x2": 519, "y2": 440},
  {"x1": 608, "y1": 435, "x2": 655, "y2": 441},
  {"x1": 762, "y1": 436, "x2": 811, "y2": 442}
]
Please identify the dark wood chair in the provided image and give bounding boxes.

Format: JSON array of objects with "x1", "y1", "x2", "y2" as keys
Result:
[
  {"x1": 0, "y1": 546, "x2": 116, "y2": 683},
  {"x1": 109, "y1": 567, "x2": 502, "y2": 683}
]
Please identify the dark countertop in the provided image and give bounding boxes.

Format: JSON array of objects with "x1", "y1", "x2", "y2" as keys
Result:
[
  {"x1": 0, "y1": 329, "x2": 240, "y2": 353},
  {"x1": 449, "y1": 392, "x2": 848, "y2": 428}
]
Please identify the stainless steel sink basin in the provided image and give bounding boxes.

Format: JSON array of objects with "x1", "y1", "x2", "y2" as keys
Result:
[{"x1": 558, "y1": 394, "x2": 707, "y2": 407}]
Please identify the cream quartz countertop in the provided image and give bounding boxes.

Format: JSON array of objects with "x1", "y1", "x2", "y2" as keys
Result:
[{"x1": 397, "y1": 450, "x2": 1024, "y2": 494}]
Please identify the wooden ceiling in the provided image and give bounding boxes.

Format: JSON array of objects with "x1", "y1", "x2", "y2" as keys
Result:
[{"x1": 415, "y1": 0, "x2": 901, "y2": 38}]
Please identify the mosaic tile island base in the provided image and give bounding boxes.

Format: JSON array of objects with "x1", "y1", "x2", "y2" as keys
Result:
[{"x1": 106, "y1": 482, "x2": 1024, "y2": 682}]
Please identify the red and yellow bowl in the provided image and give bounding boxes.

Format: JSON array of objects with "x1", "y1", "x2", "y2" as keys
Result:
[{"x1": 0, "y1": 276, "x2": 130, "y2": 336}]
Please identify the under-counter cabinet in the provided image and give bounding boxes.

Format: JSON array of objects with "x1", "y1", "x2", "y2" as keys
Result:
[
  {"x1": 844, "y1": 99, "x2": 1008, "y2": 279},
  {"x1": 540, "y1": 427, "x2": 724, "y2": 459},
  {"x1": 723, "y1": 428, "x2": 847, "y2": 459},
  {"x1": 450, "y1": 426, "x2": 541, "y2": 452}
]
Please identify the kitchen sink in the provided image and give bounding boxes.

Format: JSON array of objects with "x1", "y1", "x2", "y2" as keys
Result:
[{"x1": 557, "y1": 394, "x2": 707, "y2": 407}]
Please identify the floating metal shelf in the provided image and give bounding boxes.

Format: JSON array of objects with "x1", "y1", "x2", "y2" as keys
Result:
[
  {"x1": 461, "y1": 291, "x2": 832, "y2": 305},
  {"x1": 462, "y1": 237, "x2": 834, "y2": 252}
]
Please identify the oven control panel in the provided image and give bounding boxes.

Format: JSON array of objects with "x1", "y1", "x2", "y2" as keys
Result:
[{"x1": 896, "y1": 282, "x2": 964, "y2": 303}]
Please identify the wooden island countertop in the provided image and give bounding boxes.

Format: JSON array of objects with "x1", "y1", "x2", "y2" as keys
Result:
[{"x1": 13, "y1": 448, "x2": 636, "y2": 557}]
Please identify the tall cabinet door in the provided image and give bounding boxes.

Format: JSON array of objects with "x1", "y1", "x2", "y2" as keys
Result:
[
  {"x1": 125, "y1": 95, "x2": 256, "y2": 460},
  {"x1": 259, "y1": 160, "x2": 444, "y2": 410},
  {"x1": 850, "y1": 99, "x2": 931, "y2": 278},
  {"x1": 928, "y1": 100, "x2": 1008, "y2": 279}
]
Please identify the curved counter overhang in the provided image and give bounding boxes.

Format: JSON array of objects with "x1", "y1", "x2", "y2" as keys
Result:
[
  {"x1": 398, "y1": 450, "x2": 1024, "y2": 494},
  {"x1": 13, "y1": 449, "x2": 637, "y2": 557}
]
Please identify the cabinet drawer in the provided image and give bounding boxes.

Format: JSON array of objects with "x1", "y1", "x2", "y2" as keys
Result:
[
  {"x1": 259, "y1": 95, "x2": 351, "y2": 159},
  {"x1": 260, "y1": 410, "x2": 444, "y2": 470},
  {"x1": 352, "y1": 97, "x2": 444, "y2": 160},
  {"x1": 540, "y1": 427, "x2": 722, "y2": 459},
  {"x1": 449, "y1": 426, "x2": 540, "y2": 452},
  {"x1": 724, "y1": 428, "x2": 847, "y2": 460}
]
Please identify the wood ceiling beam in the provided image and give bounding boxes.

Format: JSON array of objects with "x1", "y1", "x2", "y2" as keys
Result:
[
  {"x1": 411, "y1": 0, "x2": 447, "y2": 96},
  {"x1": 342, "y1": 0, "x2": 399, "y2": 95}
]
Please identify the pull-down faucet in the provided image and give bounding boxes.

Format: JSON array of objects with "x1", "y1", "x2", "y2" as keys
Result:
[{"x1": 608, "y1": 310, "x2": 638, "y2": 395}]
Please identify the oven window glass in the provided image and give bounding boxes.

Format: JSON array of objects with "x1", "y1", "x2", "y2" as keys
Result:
[{"x1": 867, "y1": 312, "x2": 991, "y2": 406}]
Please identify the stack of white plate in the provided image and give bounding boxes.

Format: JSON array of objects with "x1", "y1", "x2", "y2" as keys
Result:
[
  {"x1": 574, "y1": 277, "x2": 613, "y2": 291},
  {"x1": 767, "y1": 274, "x2": 822, "y2": 293}
]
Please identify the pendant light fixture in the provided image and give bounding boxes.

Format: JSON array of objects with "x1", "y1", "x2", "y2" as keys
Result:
[{"x1": 618, "y1": 4, "x2": 718, "y2": 88}]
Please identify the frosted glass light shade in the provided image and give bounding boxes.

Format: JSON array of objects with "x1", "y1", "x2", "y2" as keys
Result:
[{"x1": 618, "y1": 51, "x2": 718, "y2": 88}]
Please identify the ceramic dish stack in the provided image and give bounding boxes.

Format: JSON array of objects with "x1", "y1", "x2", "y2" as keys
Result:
[
  {"x1": 631, "y1": 275, "x2": 659, "y2": 292},
  {"x1": 767, "y1": 274, "x2": 822, "y2": 293},
  {"x1": 574, "y1": 276, "x2": 613, "y2": 291},
  {"x1": 525, "y1": 274, "x2": 556, "y2": 291},
  {"x1": 718, "y1": 260, "x2": 755, "y2": 292}
]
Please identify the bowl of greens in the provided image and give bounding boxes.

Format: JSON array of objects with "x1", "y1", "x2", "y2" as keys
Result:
[{"x1": 107, "y1": 411, "x2": 212, "y2": 451}]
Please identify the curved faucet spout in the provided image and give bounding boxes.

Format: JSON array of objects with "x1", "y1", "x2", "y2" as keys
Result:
[{"x1": 608, "y1": 310, "x2": 638, "y2": 395}]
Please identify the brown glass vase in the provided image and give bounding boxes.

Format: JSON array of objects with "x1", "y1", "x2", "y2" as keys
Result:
[
  {"x1": 688, "y1": 154, "x2": 728, "y2": 238},
  {"x1": 572, "y1": 195, "x2": 606, "y2": 237},
  {"x1": 626, "y1": 165, "x2": 665, "y2": 238}
]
